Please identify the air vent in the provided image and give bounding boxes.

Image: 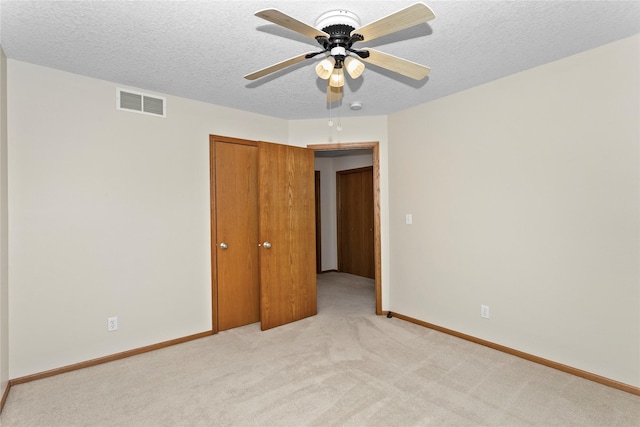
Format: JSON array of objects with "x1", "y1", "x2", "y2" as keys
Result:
[{"x1": 116, "y1": 88, "x2": 166, "y2": 117}]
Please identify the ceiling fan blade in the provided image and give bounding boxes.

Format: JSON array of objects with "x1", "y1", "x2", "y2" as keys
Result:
[
  {"x1": 255, "y1": 9, "x2": 329, "y2": 40},
  {"x1": 244, "y1": 52, "x2": 317, "y2": 80},
  {"x1": 360, "y1": 48, "x2": 430, "y2": 80},
  {"x1": 327, "y1": 83, "x2": 342, "y2": 103},
  {"x1": 353, "y1": 3, "x2": 435, "y2": 43}
]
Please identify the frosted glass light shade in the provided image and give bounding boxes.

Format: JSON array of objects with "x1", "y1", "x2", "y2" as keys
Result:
[
  {"x1": 344, "y1": 56, "x2": 365, "y2": 79},
  {"x1": 315, "y1": 56, "x2": 336, "y2": 80},
  {"x1": 329, "y1": 67, "x2": 345, "y2": 87}
]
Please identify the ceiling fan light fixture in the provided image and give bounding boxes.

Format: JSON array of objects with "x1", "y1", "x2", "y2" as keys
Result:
[
  {"x1": 329, "y1": 67, "x2": 345, "y2": 88},
  {"x1": 315, "y1": 56, "x2": 336, "y2": 79},
  {"x1": 344, "y1": 56, "x2": 365, "y2": 79}
]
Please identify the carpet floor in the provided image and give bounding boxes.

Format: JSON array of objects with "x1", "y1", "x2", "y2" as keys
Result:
[{"x1": 1, "y1": 272, "x2": 638, "y2": 426}]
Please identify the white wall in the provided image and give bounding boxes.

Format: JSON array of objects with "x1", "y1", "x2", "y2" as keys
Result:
[
  {"x1": 7, "y1": 60, "x2": 288, "y2": 378},
  {"x1": 314, "y1": 157, "x2": 335, "y2": 271},
  {"x1": 333, "y1": 153, "x2": 373, "y2": 172},
  {"x1": 6, "y1": 34, "x2": 638, "y2": 389},
  {"x1": 314, "y1": 153, "x2": 373, "y2": 271},
  {"x1": 289, "y1": 117, "x2": 389, "y2": 309},
  {"x1": 388, "y1": 35, "x2": 640, "y2": 387},
  {"x1": 0, "y1": 47, "x2": 8, "y2": 397}
]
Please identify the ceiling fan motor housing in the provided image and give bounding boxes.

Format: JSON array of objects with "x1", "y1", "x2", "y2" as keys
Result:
[{"x1": 314, "y1": 10, "x2": 365, "y2": 66}]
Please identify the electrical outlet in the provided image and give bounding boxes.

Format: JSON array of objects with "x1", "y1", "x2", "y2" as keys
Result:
[
  {"x1": 480, "y1": 305, "x2": 490, "y2": 319},
  {"x1": 107, "y1": 316, "x2": 118, "y2": 331}
]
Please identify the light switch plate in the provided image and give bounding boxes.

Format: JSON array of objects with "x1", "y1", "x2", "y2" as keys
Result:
[{"x1": 481, "y1": 305, "x2": 490, "y2": 319}]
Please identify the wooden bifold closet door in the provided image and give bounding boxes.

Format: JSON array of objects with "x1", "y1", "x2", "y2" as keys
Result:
[{"x1": 210, "y1": 136, "x2": 316, "y2": 332}]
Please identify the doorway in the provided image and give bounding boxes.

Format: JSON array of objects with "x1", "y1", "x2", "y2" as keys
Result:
[{"x1": 308, "y1": 142, "x2": 382, "y2": 315}]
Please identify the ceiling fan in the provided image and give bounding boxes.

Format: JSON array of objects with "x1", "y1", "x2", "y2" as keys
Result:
[{"x1": 244, "y1": 3, "x2": 435, "y2": 103}]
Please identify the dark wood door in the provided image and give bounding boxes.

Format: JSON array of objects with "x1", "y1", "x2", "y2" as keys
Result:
[
  {"x1": 337, "y1": 166, "x2": 375, "y2": 279},
  {"x1": 211, "y1": 138, "x2": 260, "y2": 331},
  {"x1": 258, "y1": 142, "x2": 317, "y2": 330}
]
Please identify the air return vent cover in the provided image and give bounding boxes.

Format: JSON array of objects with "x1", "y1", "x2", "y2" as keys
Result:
[{"x1": 116, "y1": 88, "x2": 166, "y2": 117}]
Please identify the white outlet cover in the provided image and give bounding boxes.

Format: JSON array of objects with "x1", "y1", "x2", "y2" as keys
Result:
[{"x1": 108, "y1": 316, "x2": 118, "y2": 331}]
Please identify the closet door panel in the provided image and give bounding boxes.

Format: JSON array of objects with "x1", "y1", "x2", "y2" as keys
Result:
[
  {"x1": 213, "y1": 140, "x2": 260, "y2": 331},
  {"x1": 258, "y1": 142, "x2": 317, "y2": 330}
]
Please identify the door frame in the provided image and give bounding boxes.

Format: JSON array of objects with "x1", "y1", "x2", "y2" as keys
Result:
[{"x1": 307, "y1": 142, "x2": 383, "y2": 315}]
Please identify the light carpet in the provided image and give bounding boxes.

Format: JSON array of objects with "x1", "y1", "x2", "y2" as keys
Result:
[{"x1": 1, "y1": 272, "x2": 638, "y2": 426}]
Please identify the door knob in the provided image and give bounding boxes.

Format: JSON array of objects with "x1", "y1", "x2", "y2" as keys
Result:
[
  {"x1": 219, "y1": 242, "x2": 228, "y2": 249},
  {"x1": 262, "y1": 241, "x2": 272, "y2": 249}
]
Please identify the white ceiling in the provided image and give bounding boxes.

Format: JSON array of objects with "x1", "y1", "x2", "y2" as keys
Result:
[{"x1": 1, "y1": 1, "x2": 638, "y2": 120}]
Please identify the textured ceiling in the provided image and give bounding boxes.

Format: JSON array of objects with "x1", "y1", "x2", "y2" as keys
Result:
[{"x1": 1, "y1": 1, "x2": 639, "y2": 120}]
